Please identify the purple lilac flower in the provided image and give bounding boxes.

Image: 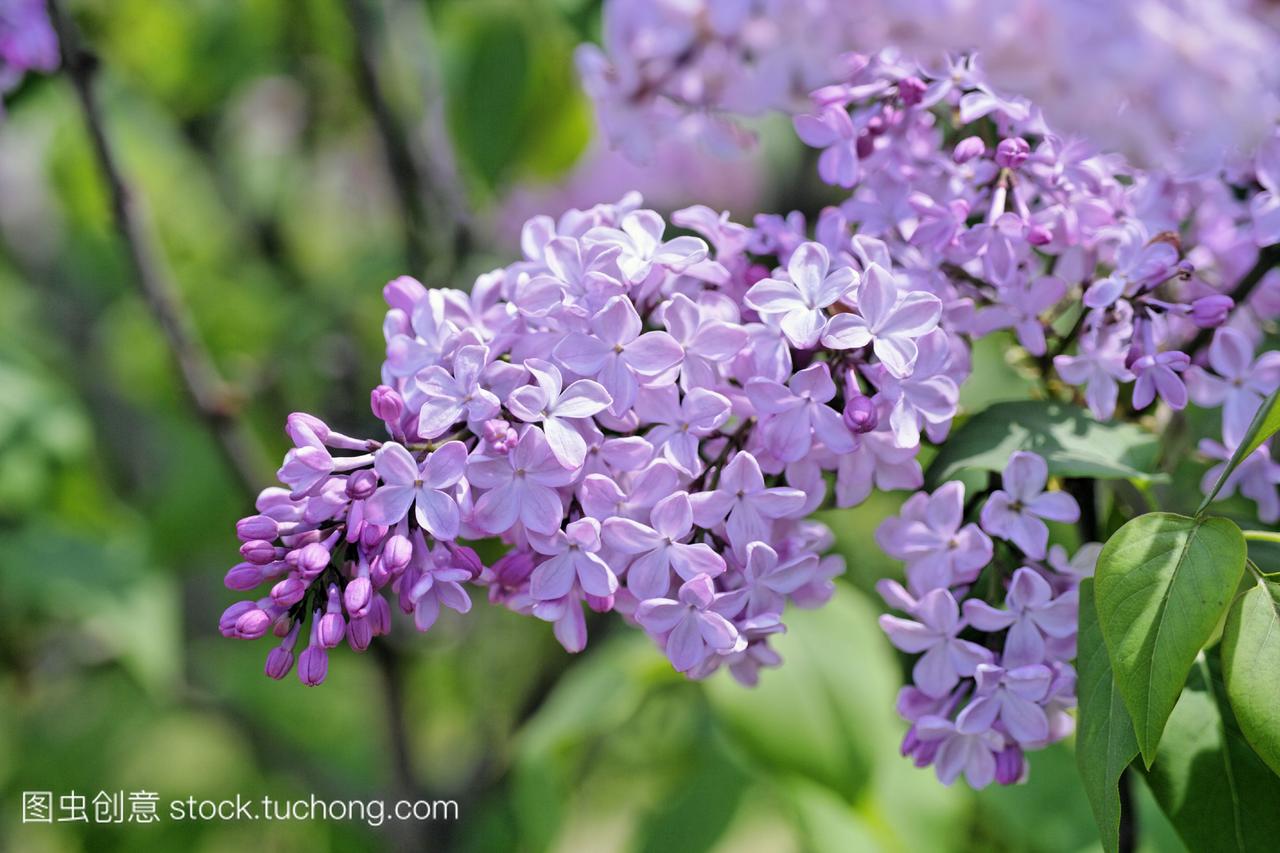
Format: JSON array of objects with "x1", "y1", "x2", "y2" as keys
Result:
[{"x1": 980, "y1": 452, "x2": 1080, "y2": 560}]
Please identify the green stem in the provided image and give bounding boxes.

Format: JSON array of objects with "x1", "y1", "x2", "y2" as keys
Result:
[{"x1": 1242, "y1": 529, "x2": 1280, "y2": 545}]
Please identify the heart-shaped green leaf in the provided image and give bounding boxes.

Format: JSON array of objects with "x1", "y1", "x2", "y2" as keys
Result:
[
  {"x1": 1075, "y1": 579, "x2": 1139, "y2": 853},
  {"x1": 1221, "y1": 577, "x2": 1280, "y2": 776},
  {"x1": 924, "y1": 399, "x2": 1162, "y2": 489},
  {"x1": 1095, "y1": 513, "x2": 1246, "y2": 765}
]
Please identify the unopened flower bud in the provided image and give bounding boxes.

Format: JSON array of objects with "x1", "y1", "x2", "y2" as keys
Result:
[
  {"x1": 287, "y1": 412, "x2": 330, "y2": 444},
  {"x1": 346, "y1": 469, "x2": 378, "y2": 500},
  {"x1": 271, "y1": 575, "x2": 308, "y2": 607},
  {"x1": 236, "y1": 514, "x2": 279, "y2": 542},
  {"x1": 369, "y1": 594, "x2": 392, "y2": 635},
  {"x1": 953, "y1": 137, "x2": 985, "y2": 163},
  {"x1": 265, "y1": 634, "x2": 296, "y2": 679},
  {"x1": 224, "y1": 562, "x2": 264, "y2": 591},
  {"x1": 235, "y1": 608, "x2": 272, "y2": 639},
  {"x1": 842, "y1": 395, "x2": 879, "y2": 434},
  {"x1": 382, "y1": 534, "x2": 413, "y2": 573},
  {"x1": 298, "y1": 643, "x2": 328, "y2": 686},
  {"x1": 370, "y1": 385, "x2": 405, "y2": 427},
  {"x1": 382, "y1": 275, "x2": 427, "y2": 314},
  {"x1": 240, "y1": 539, "x2": 278, "y2": 565},
  {"x1": 898, "y1": 76, "x2": 926, "y2": 106},
  {"x1": 1190, "y1": 294, "x2": 1233, "y2": 328},
  {"x1": 293, "y1": 542, "x2": 331, "y2": 577},
  {"x1": 347, "y1": 616, "x2": 373, "y2": 651},
  {"x1": 219, "y1": 601, "x2": 256, "y2": 637},
  {"x1": 1026, "y1": 224, "x2": 1053, "y2": 246},
  {"x1": 995, "y1": 745, "x2": 1025, "y2": 785},
  {"x1": 995, "y1": 137, "x2": 1030, "y2": 169},
  {"x1": 344, "y1": 576, "x2": 373, "y2": 616}
]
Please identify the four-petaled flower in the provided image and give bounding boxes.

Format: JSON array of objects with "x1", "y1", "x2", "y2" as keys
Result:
[
  {"x1": 745, "y1": 362, "x2": 857, "y2": 462},
  {"x1": 602, "y1": 492, "x2": 725, "y2": 600},
  {"x1": 635, "y1": 574, "x2": 744, "y2": 673},
  {"x1": 365, "y1": 441, "x2": 468, "y2": 540},
  {"x1": 980, "y1": 452, "x2": 1079, "y2": 559},
  {"x1": 529, "y1": 518, "x2": 618, "y2": 600},
  {"x1": 962, "y1": 568, "x2": 1078, "y2": 668},
  {"x1": 506, "y1": 359, "x2": 613, "y2": 468},
  {"x1": 822, "y1": 263, "x2": 943, "y2": 377},
  {"x1": 468, "y1": 427, "x2": 574, "y2": 535},
  {"x1": 744, "y1": 242, "x2": 857, "y2": 349},
  {"x1": 690, "y1": 452, "x2": 807, "y2": 557},
  {"x1": 879, "y1": 588, "x2": 992, "y2": 698}
]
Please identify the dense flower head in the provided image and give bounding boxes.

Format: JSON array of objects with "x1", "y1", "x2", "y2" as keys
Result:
[
  {"x1": 878, "y1": 452, "x2": 1087, "y2": 789},
  {"x1": 0, "y1": 0, "x2": 57, "y2": 97},
  {"x1": 579, "y1": 0, "x2": 1280, "y2": 173}
]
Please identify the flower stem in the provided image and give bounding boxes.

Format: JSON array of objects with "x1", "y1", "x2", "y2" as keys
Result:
[{"x1": 1242, "y1": 529, "x2": 1280, "y2": 544}]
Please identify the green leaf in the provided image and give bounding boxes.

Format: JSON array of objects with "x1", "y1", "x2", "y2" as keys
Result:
[
  {"x1": 706, "y1": 586, "x2": 899, "y2": 801},
  {"x1": 1221, "y1": 577, "x2": 1280, "y2": 776},
  {"x1": 924, "y1": 399, "x2": 1162, "y2": 489},
  {"x1": 1095, "y1": 512, "x2": 1246, "y2": 766},
  {"x1": 1144, "y1": 655, "x2": 1280, "y2": 852},
  {"x1": 1199, "y1": 388, "x2": 1280, "y2": 514},
  {"x1": 1075, "y1": 579, "x2": 1140, "y2": 853}
]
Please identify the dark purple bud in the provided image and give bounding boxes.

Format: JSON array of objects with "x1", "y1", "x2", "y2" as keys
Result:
[
  {"x1": 995, "y1": 745, "x2": 1025, "y2": 785},
  {"x1": 265, "y1": 646, "x2": 294, "y2": 680},
  {"x1": 271, "y1": 576, "x2": 308, "y2": 608},
  {"x1": 492, "y1": 550, "x2": 536, "y2": 586},
  {"x1": 369, "y1": 594, "x2": 392, "y2": 635},
  {"x1": 236, "y1": 514, "x2": 279, "y2": 542},
  {"x1": 898, "y1": 76, "x2": 926, "y2": 106},
  {"x1": 225, "y1": 562, "x2": 264, "y2": 591},
  {"x1": 346, "y1": 469, "x2": 378, "y2": 500},
  {"x1": 240, "y1": 539, "x2": 279, "y2": 566},
  {"x1": 953, "y1": 136, "x2": 985, "y2": 163},
  {"x1": 995, "y1": 137, "x2": 1030, "y2": 169},
  {"x1": 383, "y1": 534, "x2": 414, "y2": 573},
  {"x1": 447, "y1": 543, "x2": 484, "y2": 580},
  {"x1": 347, "y1": 617, "x2": 373, "y2": 651},
  {"x1": 344, "y1": 576, "x2": 373, "y2": 616},
  {"x1": 842, "y1": 395, "x2": 879, "y2": 434},
  {"x1": 1190, "y1": 294, "x2": 1234, "y2": 328},
  {"x1": 856, "y1": 132, "x2": 875, "y2": 159},
  {"x1": 370, "y1": 385, "x2": 405, "y2": 427}
]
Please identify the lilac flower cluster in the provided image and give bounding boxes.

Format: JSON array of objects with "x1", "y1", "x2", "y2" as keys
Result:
[
  {"x1": 0, "y1": 0, "x2": 57, "y2": 99},
  {"x1": 878, "y1": 452, "x2": 1088, "y2": 789},
  {"x1": 579, "y1": 0, "x2": 1280, "y2": 173},
  {"x1": 227, "y1": 194, "x2": 996, "y2": 686}
]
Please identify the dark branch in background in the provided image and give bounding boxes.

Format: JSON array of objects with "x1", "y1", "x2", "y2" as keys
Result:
[
  {"x1": 1187, "y1": 243, "x2": 1280, "y2": 355},
  {"x1": 343, "y1": 0, "x2": 432, "y2": 277},
  {"x1": 47, "y1": 5, "x2": 433, "y2": 848},
  {"x1": 46, "y1": 0, "x2": 271, "y2": 496}
]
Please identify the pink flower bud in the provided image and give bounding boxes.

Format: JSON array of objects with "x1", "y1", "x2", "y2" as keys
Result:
[
  {"x1": 346, "y1": 469, "x2": 378, "y2": 500},
  {"x1": 347, "y1": 617, "x2": 373, "y2": 651},
  {"x1": 240, "y1": 540, "x2": 278, "y2": 565},
  {"x1": 953, "y1": 137, "x2": 985, "y2": 163},
  {"x1": 271, "y1": 576, "x2": 308, "y2": 607},
  {"x1": 382, "y1": 534, "x2": 413, "y2": 573},
  {"x1": 1190, "y1": 294, "x2": 1233, "y2": 328},
  {"x1": 344, "y1": 577, "x2": 373, "y2": 616},
  {"x1": 265, "y1": 646, "x2": 294, "y2": 680},
  {"x1": 224, "y1": 563, "x2": 264, "y2": 591},
  {"x1": 382, "y1": 275, "x2": 427, "y2": 314},
  {"x1": 842, "y1": 394, "x2": 879, "y2": 434},
  {"x1": 370, "y1": 385, "x2": 405, "y2": 427},
  {"x1": 995, "y1": 137, "x2": 1030, "y2": 169},
  {"x1": 236, "y1": 514, "x2": 279, "y2": 542}
]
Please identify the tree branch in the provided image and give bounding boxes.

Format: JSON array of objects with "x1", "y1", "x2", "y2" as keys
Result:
[
  {"x1": 342, "y1": 0, "x2": 432, "y2": 276},
  {"x1": 46, "y1": 0, "x2": 271, "y2": 497}
]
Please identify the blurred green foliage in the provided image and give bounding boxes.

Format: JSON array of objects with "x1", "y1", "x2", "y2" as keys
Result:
[{"x1": 0, "y1": 1, "x2": 1193, "y2": 850}]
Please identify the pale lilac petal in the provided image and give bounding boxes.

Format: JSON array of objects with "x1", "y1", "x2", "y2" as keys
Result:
[
  {"x1": 374, "y1": 442, "x2": 420, "y2": 486},
  {"x1": 625, "y1": 332, "x2": 684, "y2": 375},
  {"x1": 415, "y1": 488, "x2": 460, "y2": 540},
  {"x1": 363, "y1": 484, "x2": 415, "y2": 526}
]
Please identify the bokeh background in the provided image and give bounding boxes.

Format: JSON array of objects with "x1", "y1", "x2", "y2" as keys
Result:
[{"x1": 0, "y1": 1, "x2": 1195, "y2": 850}]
